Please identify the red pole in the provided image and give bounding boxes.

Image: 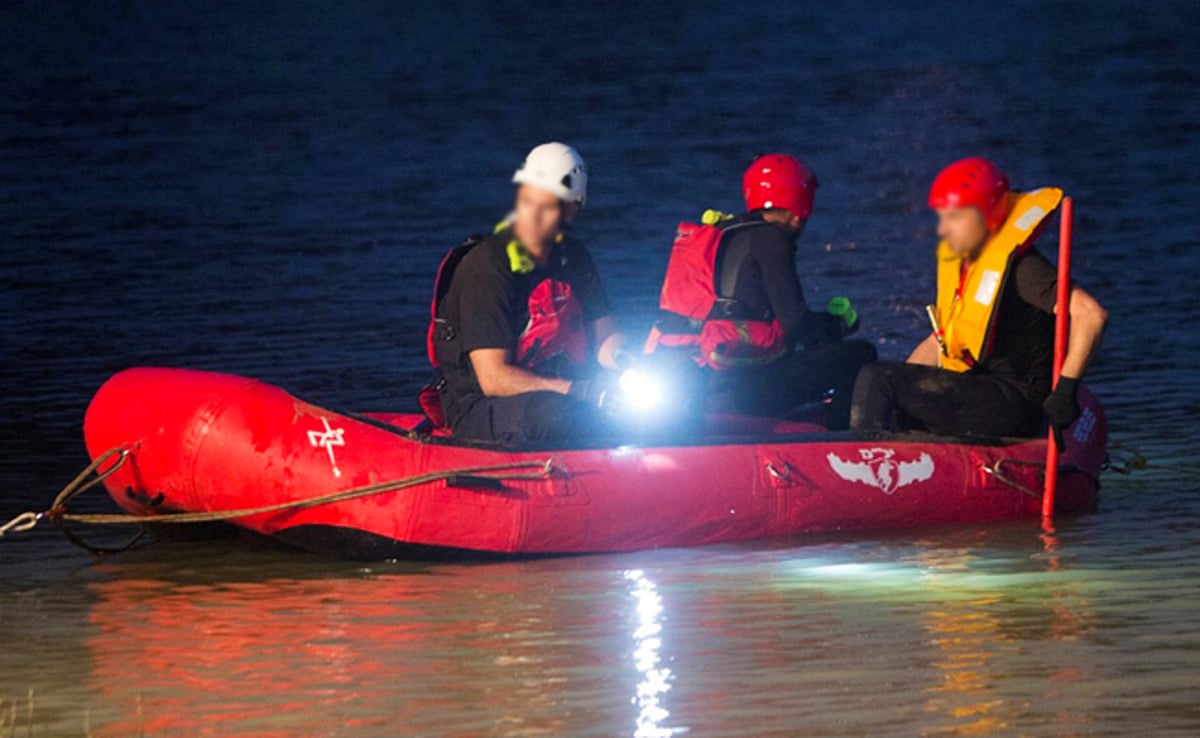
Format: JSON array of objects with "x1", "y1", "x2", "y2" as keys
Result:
[{"x1": 1042, "y1": 197, "x2": 1073, "y2": 522}]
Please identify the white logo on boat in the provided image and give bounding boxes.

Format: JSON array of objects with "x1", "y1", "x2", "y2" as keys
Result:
[
  {"x1": 307, "y1": 417, "x2": 345, "y2": 478},
  {"x1": 827, "y1": 448, "x2": 934, "y2": 494}
]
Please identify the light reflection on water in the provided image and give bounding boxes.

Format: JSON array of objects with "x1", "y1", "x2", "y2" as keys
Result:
[
  {"x1": 623, "y1": 569, "x2": 679, "y2": 738},
  {"x1": 0, "y1": 509, "x2": 1198, "y2": 736}
]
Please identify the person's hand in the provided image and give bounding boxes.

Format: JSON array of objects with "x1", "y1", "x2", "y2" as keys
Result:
[
  {"x1": 570, "y1": 368, "x2": 667, "y2": 418},
  {"x1": 611, "y1": 348, "x2": 637, "y2": 372},
  {"x1": 1043, "y1": 376, "x2": 1081, "y2": 449},
  {"x1": 568, "y1": 373, "x2": 620, "y2": 411},
  {"x1": 828, "y1": 296, "x2": 859, "y2": 336}
]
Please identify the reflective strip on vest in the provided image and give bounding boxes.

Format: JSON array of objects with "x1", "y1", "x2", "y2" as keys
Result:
[{"x1": 934, "y1": 187, "x2": 1064, "y2": 373}]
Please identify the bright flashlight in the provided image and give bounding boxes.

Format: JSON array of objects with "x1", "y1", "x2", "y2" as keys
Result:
[{"x1": 618, "y1": 368, "x2": 664, "y2": 411}]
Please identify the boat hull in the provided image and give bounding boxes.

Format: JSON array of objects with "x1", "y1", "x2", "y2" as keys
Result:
[{"x1": 83, "y1": 368, "x2": 1105, "y2": 559}]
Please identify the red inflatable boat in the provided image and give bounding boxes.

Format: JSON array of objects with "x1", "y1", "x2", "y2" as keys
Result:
[{"x1": 82, "y1": 368, "x2": 1106, "y2": 560}]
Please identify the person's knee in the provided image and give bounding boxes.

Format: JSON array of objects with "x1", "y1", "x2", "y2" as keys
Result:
[
  {"x1": 849, "y1": 360, "x2": 902, "y2": 430},
  {"x1": 839, "y1": 340, "x2": 878, "y2": 385},
  {"x1": 852, "y1": 360, "x2": 892, "y2": 395},
  {"x1": 518, "y1": 392, "x2": 603, "y2": 442}
]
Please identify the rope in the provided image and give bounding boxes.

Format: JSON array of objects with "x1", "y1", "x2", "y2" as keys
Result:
[
  {"x1": 979, "y1": 458, "x2": 1044, "y2": 499},
  {"x1": 0, "y1": 447, "x2": 133, "y2": 541},
  {"x1": 0, "y1": 512, "x2": 40, "y2": 537},
  {"x1": 1102, "y1": 440, "x2": 1200, "y2": 478},
  {"x1": 1, "y1": 445, "x2": 555, "y2": 554}
]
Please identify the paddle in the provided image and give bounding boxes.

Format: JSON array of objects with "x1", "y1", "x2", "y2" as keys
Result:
[{"x1": 1042, "y1": 197, "x2": 1074, "y2": 524}]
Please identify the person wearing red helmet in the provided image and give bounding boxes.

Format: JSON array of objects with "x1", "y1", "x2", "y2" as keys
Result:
[
  {"x1": 850, "y1": 158, "x2": 1108, "y2": 440},
  {"x1": 645, "y1": 154, "x2": 876, "y2": 427}
]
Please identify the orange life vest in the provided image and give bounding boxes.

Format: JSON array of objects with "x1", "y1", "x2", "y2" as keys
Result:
[{"x1": 934, "y1": 188, "x2": 1063, "y2": 372}]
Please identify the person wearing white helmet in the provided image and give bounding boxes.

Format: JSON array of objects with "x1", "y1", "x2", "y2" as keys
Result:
[
  {"x1": 426, "y1": 143, "x2": 631, "y2": 445},
  {"x1": 512, "y1": 141, "x2": 589, "y2": 208}
]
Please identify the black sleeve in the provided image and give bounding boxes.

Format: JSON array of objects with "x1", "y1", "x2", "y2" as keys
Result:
[
  {"x1": 565, "y1": 245, "x2": 613, "y2": 321},
  {"x1": 753, "y1": 231, "x2": 843, "y2": 347},
  {"x1": 1013, "y1": 250, "x2": 1059, "y2": 315},
  {"x1": 457, "y1": 250, "x2": 519, "y2": 354}
]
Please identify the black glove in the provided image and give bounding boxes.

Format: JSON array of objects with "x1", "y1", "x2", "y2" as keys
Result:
[
  {"x1": 1043, "y1": 376, "x2": 1081, "y2": 449},
  {"x1": 568, "y1": 373, "x2": 619, "y2": 411}
]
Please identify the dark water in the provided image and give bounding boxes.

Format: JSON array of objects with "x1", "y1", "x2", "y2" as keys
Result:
[{"x1": 2, "y1": 1, "x2": 1199, "y2": 735}]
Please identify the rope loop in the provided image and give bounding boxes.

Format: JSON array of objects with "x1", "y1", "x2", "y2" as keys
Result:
[{"x1": 0, "y1": 512, "x2": 42, "y2": 538}]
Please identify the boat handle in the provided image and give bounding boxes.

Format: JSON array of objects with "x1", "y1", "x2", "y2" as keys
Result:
[
  {"x1": 765, "y1": 461, "x2": 793, "y2": 481},
  {"x1": 979, "y1": 459, "x2": 1041, "y2": 499}
]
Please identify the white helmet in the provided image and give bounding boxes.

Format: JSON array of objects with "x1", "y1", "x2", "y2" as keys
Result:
[{"x1": 512, "y1": 142, "x2": 588, "y2": 206}]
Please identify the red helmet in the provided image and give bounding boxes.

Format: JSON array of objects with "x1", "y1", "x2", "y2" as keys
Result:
[
  {"x1": 928, "y1": 157, "x2": 1012, "y2": 230},
  {"x1": 743, "y1": 154, "x2": 818, "y2": 219}
]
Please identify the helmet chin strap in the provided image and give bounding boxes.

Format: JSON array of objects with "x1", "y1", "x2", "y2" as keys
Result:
[{"x1": 964, "y1": 233, "x2": 991, "y2": 262}]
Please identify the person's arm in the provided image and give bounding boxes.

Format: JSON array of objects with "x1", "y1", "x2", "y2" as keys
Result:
[
  {"x1": 567, "y1": 244, "x2": 626, "y2": 368},
  {"x1": 907, "y1": 333, "x2": 940, "y2": 366},
  {"x1": 456, "y1": 248, "x2": 567, "y2": 397},
  {"x1": 590, "y1": 315, "x2": 628, "y2": 369},
  {"x1": 469, "y1": 349, "x2": 571, "y2": 397},
  {"x1": 1014, "y1": 252, "x2": 1108, "y2": 381},
  {"x1": 1058, "y1": 286, "x2": 1108, "y2": 380},
  {"x1": 752, "y1": 232, "x2": 844, "y2": 347},
  {"x1": 754, "y1": 235, "x2": 807, "y2": 343},
  {"x1": 1016, "y1": 251, "x2": 1109, "y2": 442}
]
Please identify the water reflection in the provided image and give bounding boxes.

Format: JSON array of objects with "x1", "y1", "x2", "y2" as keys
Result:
[
  {"x1": 73, "y1": 560, "x2": 699, "y2": 737},
  {"x1": 623, "y1": 569, "x2": 679, "y2": 738},
  {"x1": 910, "y1": 546, "x2": 1093, "y2": 737},
  {"x1": 80, "y1": 565, "x2": 623, "y2": 737},
  {"x1": 921, "y1": 594, "x2": 1014, "y2": 735},
  {"x1": 4, "y1": 525, "x2": 1194, "y2": 736},
  {"x1": 770, "y1": 538, "x2": 1099, "y2": 736}
]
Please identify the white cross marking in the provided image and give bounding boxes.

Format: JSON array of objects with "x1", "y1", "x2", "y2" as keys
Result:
[{"x1": 307, "y1": 417, "x2": 345, "y2": 478}]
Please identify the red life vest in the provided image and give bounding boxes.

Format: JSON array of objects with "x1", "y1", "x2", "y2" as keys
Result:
[
  {"x1": 515, "y1": 278, "x2": 588, "y2": 372},
  {"x1": 428, "y1": 235, "x2": 588, "y2": 376},
  {"x1": 644, "y1": 220, "x2": 786, "y2": 369}
]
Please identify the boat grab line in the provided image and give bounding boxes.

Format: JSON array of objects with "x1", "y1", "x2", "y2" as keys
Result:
[{"x1": 0, "y1": 447, "x2": 556, "y2": 556}]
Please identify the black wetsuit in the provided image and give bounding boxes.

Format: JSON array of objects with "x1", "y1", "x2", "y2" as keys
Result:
[
  {"x1": 849, "y1": 250, "x2": 1059, "y2": 438},
  {"x1": 433, "y1": 229, "x2": 612, "y2": 445},
  {"x1": 696, "y1": 213, "x2": 877, "y2": 427}
]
